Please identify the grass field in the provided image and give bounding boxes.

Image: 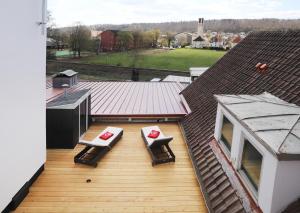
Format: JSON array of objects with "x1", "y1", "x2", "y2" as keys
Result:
[{"x1": 82, "y1": 48, "x2": 225, "y2": 71}]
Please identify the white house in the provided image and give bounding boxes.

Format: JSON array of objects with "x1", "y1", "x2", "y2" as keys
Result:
[
  {"x1": 0, "y1": 0, "x2": 46, "y2": 211},
  {"x1": 214, "y1": 92, "x2": 300, "y2": 213}
]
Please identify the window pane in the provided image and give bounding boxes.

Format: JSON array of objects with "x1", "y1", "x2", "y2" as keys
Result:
[
  {"x1": 220, "y1": 116, "x2": 233, "y2": 150},
  {"x1": 241, "y1": 139, "x2": 262, "y2": 191}
]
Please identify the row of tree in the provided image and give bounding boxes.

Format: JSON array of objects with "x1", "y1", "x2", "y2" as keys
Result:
[
  {"x1": 47, "y1": 11, "x2": 174, "y2": 58},
  {"x1": 115, "y1": 29, "x2": 161, "y2": 50},
  {"x1": 91, "y1": 19, "x2": 300, "y2": 34},
  {"x1": 48, "y1": 25, "x2": 170, "y2": 57}
]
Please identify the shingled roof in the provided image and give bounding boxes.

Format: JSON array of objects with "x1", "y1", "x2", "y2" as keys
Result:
[{"x1": 180, "y1": 30, "x2": 300, "y2": 213}]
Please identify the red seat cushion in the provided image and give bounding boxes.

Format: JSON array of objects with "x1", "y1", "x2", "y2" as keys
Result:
[
  {"x1": 148, "y1": 130, "x2": 160, "y2": 139},
  {"x1": 99, "y1": 132, "x2": 114, "y2": 140}
]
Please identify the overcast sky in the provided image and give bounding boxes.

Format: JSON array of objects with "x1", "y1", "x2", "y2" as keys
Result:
[{"x1": 48, "y1": 0, "x2": 300, "y2": 27}]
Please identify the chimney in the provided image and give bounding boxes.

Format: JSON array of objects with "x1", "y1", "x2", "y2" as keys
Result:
[
  {"x1": 52, "y1": 70, "x2": 78, "y2": 88},
  {"x1": 197, "y1": 18, "x2": 204, "y2": 37}
]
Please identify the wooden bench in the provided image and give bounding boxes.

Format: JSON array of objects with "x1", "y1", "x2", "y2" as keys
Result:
[
  {"x1": 141, "y1": 126, "x2": 175, "y2": 166},
  {"x1": 74, "y1": 126, "x2": 123, "y2": 167}
]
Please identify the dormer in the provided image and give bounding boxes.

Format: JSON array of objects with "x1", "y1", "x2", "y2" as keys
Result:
[{"x1": 214, "y1": 92, "x2": 300, "y2": 213}]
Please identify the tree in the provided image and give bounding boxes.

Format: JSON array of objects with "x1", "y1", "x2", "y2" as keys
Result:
[
  {"x1": 116, "y1": 31, "x2": 133, "y2": 51},
  {"x1": 166, "y1": 32, "x2": 174, "y2": 47},
  {"x1": 141, "y1": 31, "x2": 154, "y2": 48},
  {"x1": 49, "y1": 28, "x2": 69, "y2": 50},
  {"x1": 69, "y1": 23, "x2": 91, "y2": 57},
  {"x1": 152, "y1": 29, "x2": 160, "y2": 47},
  {"x1": 46, "y1": 10, "x2": 56, "y2": 38},
  {"x1": 132, "y1": 31, "x2": 143, "y2": 49}
]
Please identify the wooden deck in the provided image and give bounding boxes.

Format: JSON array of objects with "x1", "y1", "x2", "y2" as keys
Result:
[{"x1": 15, "y1": 123, "x2": 207, "y2": 213}]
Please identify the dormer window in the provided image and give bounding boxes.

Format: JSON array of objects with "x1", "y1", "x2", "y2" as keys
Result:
[
  {"x1": 220, "y1": 115, "x2": 233, "y2": 151},
  {"x1": 214, "y1": 92, "x2": 300, "y2": 213},
  {"x1": 240, "y1": 138, "x2": 262, "y2": 192}
]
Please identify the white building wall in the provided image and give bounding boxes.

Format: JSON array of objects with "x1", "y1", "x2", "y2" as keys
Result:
[
  {"x1": 0, "y1": 0, "x2": 46, "y2": 211},
  {"x1": 271, "y1": 161, "x2": 300, "y2": 213}
]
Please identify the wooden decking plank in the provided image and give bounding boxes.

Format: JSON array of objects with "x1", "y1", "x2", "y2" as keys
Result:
[{"x1": 15, "y1": 123, "x2": 207, "y2": 213}]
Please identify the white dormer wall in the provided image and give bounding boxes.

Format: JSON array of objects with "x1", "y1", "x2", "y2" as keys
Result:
[
  {"x1": 271, "y1": 161, "x2": 300, "y2": 213},
  {"x1": 214, "y1": 103, "x2": 300, "y2": 213}
]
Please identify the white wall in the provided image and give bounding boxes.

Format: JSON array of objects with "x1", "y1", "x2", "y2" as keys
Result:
[
  {"x1": 271, "y1": 161, "x2": 300, "y2": 213},
  {"x1": 0, "y1": 0, "x2": 46, "y2": 211}
]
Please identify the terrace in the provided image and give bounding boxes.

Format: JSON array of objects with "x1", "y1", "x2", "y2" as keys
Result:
[
  {"x1": 15, "y1": 122, "x2": 207, "y2": 213},
  {"x1": 46, "y1": 81, "x2": 190, "y2": 119}
]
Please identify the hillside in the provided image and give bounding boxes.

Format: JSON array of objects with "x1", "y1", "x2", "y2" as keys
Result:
[{"x1": 90, "y1": 19, "x2": 300, "y2": 33}]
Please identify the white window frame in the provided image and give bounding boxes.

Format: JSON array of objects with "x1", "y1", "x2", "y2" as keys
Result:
[
  {"x1": 214, "y1": 104, "x2": 267, "y2": 202},
  {"x1": 236, "y1": 133, "x2": 265, "y2": 200},
  {"x1": 215, "y1": 107, "x2": 236, "y2": 159}
]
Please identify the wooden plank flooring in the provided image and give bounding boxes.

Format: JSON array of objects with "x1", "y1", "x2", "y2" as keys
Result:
[{"x1": 15, "y1": 122, "x2": 207, "y2": 213}]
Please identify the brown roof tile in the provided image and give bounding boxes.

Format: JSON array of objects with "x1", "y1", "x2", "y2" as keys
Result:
[{"x1": 181, "y1": 30, "x2": 300, "y2": 213}]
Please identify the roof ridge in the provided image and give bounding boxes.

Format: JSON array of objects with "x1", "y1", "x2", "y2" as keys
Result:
[{"x1": 279, "y1": 115, "x2": 300, "y2": 153}]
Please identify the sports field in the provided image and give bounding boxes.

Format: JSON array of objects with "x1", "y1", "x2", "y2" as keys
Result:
[{"x1": 82, "y1": 48, "x2": 225, "y2": 71}]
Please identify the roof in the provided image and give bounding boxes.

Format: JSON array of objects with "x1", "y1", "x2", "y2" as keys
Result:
[
  {"x1": 215, "y1": 92, "x2": 300, "y2": 160},
  {"x1": 283, "y1": 198, "x2": 300, "y2": 213},
  {"x1": 150, "y1": 78, "x2": 161, "y2": 82},
  {"x1": 54, "y1": 70, "x2": 78, "y2": 77},
  {"x1": 232, "y1": 36, "x2": 242, "y2": 43},
  {"x1": 180, "y1": 30, "x2": 300, "y2": 213},
  {"x1": 46, "y1": 78, "x2": 52, "y2": 89},
  {"x1": 47, "y1": 89, "x2": 90, "y2": 109},
  {"x1": 175, "y1": 32, "x2": 193, "y2": 37},
  {"x1": 193, "y1": 35, "x2": 205, "y2": 42},
  {"x1": 189, "y1": 67, "x2": 209, "y2": 77},
  {"x1": 46, "y1": 38, "x2": 56, "y2": 46},
  {"x1": 90, "y1": 30, "x2": 102, "y2": 38},
  {"x1": 163, "y1": 75, "x2": 191, "y2": 83},
  {"x1": 102, "y1": 30, "x2": 120, "y2": 35},
  {"x1": 47, "y1": 81, "x2": 188, "y2": 118}
]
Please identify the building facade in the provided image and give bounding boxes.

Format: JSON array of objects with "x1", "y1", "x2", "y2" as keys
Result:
[
  {"x1": 0, "y1": 0, "x2": 46, "y2": 211},
  {"x1": 100, "y1": 30, "x2": 119, "y2": 51}
]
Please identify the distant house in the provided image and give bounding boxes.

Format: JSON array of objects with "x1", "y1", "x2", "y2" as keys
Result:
[
  {"x1": 231, "y1": 35, "x2": 242, "y2": 48},
  {"x1": 174, "y1": 32, "x2": 193, "y2": 47},
  {"x1": 192, "y1": 35, "x2": 207, "y2": 48},
  {"x1": 47, "y1": 38, "x2": 56, "y2": 49},
  {"x1": 210, "y1": 34, "x2": 224, "y2": 49},
  {"x1": 46, "y1": 38, "x2": 67, "y2": 50},
  {"x1": 90, "y1": 30, "x2": 102, "y2": 39},
  {"x1": 100, "y1": 30, "x2": 119, "y2": 51}
]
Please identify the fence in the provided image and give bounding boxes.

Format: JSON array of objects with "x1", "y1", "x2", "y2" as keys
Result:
[{"x1": 47, "y1": 60, "x2": 189, "y2": 81}]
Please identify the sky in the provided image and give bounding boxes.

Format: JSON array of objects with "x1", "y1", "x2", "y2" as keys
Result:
[{"x1": 48, "y1": 0, "x2": 300, "y2": 27}]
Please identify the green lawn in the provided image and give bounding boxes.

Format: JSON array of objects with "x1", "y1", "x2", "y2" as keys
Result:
[
  {"x1": 55, "y1": 50, "x2": 72, "y2": 57},
  {"x1": 82, "y1": 48, "x2": 225, "y2": 71}
]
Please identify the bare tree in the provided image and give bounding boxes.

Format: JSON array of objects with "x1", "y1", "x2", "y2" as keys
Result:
[
  {"x1": 69, "y1": 23, "x2": 91, "y2": 57},
  {"x1": 116, "y1": 31, "x2": 133, "y2": 51},
  {"x1": 46, "y1": 10, "x2": 56, "y2": 37},
  {"x1": 152, "y1": 29, "x2": 160, "y2": 47},
  {"x1": 166, "y1": 32, "x2": 174, "y2": 47}
]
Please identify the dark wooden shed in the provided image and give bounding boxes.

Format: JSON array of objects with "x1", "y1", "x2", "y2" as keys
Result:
[{"x1": 46, "y1": 89, "x2": 91, "y2": 149}]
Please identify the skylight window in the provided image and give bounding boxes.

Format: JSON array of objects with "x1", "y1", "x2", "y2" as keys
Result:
[
  {"x1": 220, "y1": 115, "x2": 233, "y2": 151},
  {"x1": 240, "y1": 139, "x2": 263, "y2": 192}
]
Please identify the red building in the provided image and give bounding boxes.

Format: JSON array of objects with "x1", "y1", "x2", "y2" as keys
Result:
[{"x1": 100, "y1": 30, "x2": 119, "y2": 52}]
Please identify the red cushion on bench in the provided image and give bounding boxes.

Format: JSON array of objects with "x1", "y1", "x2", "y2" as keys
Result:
[
  {"x1": 148, "y1": 130, "x2": 160, "y2": 139},
  {"x1": 99, "y1": 132, "x2": 114, "y2": 140}
]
